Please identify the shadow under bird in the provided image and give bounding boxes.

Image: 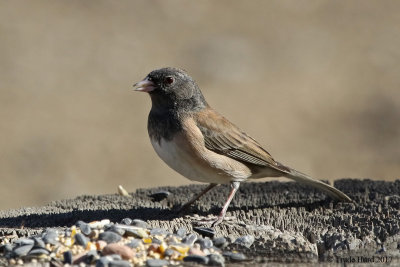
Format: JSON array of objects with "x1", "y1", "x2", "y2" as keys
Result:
[{"x1": 133, "y1": 67, "x2": 351, "y2": 226}]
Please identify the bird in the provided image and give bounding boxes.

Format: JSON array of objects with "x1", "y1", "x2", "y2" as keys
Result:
[{"x1": 133, "y1": 67, "x2": 351, "y2": 226}]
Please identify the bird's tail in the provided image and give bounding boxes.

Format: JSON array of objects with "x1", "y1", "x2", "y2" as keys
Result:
[{"x1": 278, "y1": 163, "x2": 352, "y2": 202}]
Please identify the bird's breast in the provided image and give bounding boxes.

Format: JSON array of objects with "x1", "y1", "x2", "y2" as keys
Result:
[{"x1": 149, "y1": 117, "x2": 252, "y2": 184}]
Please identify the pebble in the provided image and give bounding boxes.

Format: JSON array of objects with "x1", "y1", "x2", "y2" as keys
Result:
[
  {"x1": 80, "y1": 223, "x2": 92, "y2": 236},
  {"x1": 124, "y1": 227, "x2": 148, "y2": 239},
  {"x1": 182, "y1": 233, "x2": 197, "y2": 245},
  {"x1": 75, "y1": 220, "x2": 86, "y2": 227},
  {"x1": 193, "y1": 227, "x2": 215, "y2": 238},
  {"x1": 109, "y1": 259, "x2": 132, "y2": 267},
  {"x1": 14, "y1": 238, "x2": 34, "y2": 246},
  {"x1": 42, "y1": 229, "x2": 58, "y2": 245},
  {"x1": 75, "y1": 233, "x2": 89, "y2": 247},
  {"x1": 121, "y1": 218, "x2": 132, "y2": 225},
  {"x1": 102, "y1": 244, "x2": 134, "y2": 260},
  {"x1": 234, "y1": 235, "x2": 255, "y2": 248},
  {"x1": 150, "y1": 228, "x2": 168, "y2": 236},
  {"x1": 208, "y1": 253, "x2": 225, "y2": 266},
  {"x1": 149, "y1": 191, "x2": 170, "y2": 202},
  {"x1": 110, "y1": 254, "x2": 123, "y2": 261},
  {"x1": 164, "y1": 248, "x2": 174, "y2": 257},
  {"x1": 99, "y1": 231, "x2": 122, "y2": 244},
  {"x1": 176, "y1": 227, "x2": 186, "y2": 238},
  {"x1": 126, "y1": 239, "x2": 142, "y2": 249},
  {"x1": 146, "y1": 259, "x2": 169, "y2": 267},
  {"x1": 96, "y1": 256, "x2": 111, "y2": 267},
  {"x1": 213, "y1": 237, "x2": 227, "y2": 248},
  {"x1": 12, "y1": 244, "x2": 34, "y2": 257},
  {"x1": 183, "y1": 255, "x2": 209, "y2": 265},
  {"x1": 33, "y1": 237, "x2": 46, "y2": 248},
  {"x1": 108, "y1": 225, "x2": 126, "y2": 236},
  {"x1": 95, "y1": 255, "x2": 119, "y2": 264},
  {"x1": 224, "y1": 251, "x2": 247, "y2": 261},
  {"x1": 76, "y1": 221, "x2": 93, "y2": 236},
  {"x1": 0, "y1": 244, "x2": 13, "y2": 254},
  {"x1": 29, "y1": 248, "x2": 50, "y2": 256},
  {"x1": 131, "y1": 219, "x2": 149, "y2": 229},
  {"x1": 196, "y1": 238, "x2": 213, "y2": 249},
  {"x1": 152, "y1": 237, "x2": 162, "y2": 244}
]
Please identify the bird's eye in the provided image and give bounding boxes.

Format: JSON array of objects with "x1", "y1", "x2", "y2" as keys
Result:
[{"x1": 165, "y1": 76, "x2": 174, "y2": 85}]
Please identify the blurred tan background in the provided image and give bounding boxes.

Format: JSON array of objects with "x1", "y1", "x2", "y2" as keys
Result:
[{"x1": 1, "y1": 0, "x2": 399, "y2": 210}]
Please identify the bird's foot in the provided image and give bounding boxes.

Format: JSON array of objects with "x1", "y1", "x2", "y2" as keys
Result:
[{"x1": 211, "y1": 216, "x2": 224, "y2": 227}]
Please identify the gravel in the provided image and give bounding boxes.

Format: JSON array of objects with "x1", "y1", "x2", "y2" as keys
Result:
[{"x1": 0, "y1": 179, "x2": 399, "y2": 265}]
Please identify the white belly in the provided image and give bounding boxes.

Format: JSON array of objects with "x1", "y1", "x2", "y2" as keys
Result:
[{"x1": 150, "y1": 137, "x2": 248, "y2": 184}]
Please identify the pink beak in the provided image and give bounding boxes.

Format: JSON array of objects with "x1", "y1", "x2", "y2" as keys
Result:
[{"x1": 133, "y1": 78, "x2": 156, "y2": 92}]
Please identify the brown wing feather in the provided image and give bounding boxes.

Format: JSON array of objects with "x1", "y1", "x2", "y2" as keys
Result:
[
  {"x1": 193, "y1": 108, "x2": 288, "y2": 172},
  {"x1": 192, "y1": 108, "x2": 351, "y2": 201}
]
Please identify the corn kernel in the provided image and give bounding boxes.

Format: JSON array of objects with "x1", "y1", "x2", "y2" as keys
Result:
[{"x1": 143, "y1": 238, "x2": 152, "y2": 244}]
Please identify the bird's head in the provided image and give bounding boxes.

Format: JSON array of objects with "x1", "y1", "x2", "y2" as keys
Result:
[{"x1": 134, "y1": 67, "x2": 207, "y2": 112}]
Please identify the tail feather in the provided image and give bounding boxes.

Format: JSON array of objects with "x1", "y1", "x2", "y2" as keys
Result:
[{"x1": 278, "y1": 163, "x2": 352, "y2": 202}]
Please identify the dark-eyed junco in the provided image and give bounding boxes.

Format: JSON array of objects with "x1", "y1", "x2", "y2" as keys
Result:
[{"x1": 134, "y1": 67, "x2": 351, "y2": 226}]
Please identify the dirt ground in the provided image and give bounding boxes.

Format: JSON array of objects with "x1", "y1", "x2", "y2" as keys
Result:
[{"x1": 1, "y1": 179, "x2": 399, "y2": 265}]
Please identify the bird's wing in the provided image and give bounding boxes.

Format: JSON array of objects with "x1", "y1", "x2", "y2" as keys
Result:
[
  {"x1": 193, "y1": 108, "x2": 289, "y2": 172},
  {"x1": 192, "y1": 108, "x2": 352, "y2": 202}
]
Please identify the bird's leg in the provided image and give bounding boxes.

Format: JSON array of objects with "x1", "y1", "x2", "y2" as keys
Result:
[
  {"x1": 179, "y1": 183, "x2": 218, "y2": 212},
  {"x1": 212, "y1": 181, "x2": 240, "y2": 227}
]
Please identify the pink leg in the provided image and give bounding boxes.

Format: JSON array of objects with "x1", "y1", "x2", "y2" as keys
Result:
[
  {"x1": 212, "y1": 181, "x2": 240, "y2": 227},
  {"x1": 179, "y1": 183, "x2": 218, "y2": 212}
]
